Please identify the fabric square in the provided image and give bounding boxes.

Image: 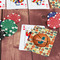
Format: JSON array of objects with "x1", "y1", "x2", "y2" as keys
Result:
[
  {"x1": 49, "y1": 0, "x2": 60, "y2": 8},
  {"x1": 24, "y1": 26, "x2": 57, "y2": 56}
]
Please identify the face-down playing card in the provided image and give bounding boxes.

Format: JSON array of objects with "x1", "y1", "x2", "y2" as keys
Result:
[
  {"x1": 24, "y1": 26, "x2": 57, "y2": 56},
  {"x1": 28, "y1": 0, "x2": 50, "y2": 9},
  {"x1": 0, "y1": 0, "x2": 5, "y2": 9},
  {"x1": 7, "y1": 0, "x2": 27, "y2": 9},
  {"x1": 49, "y1": 0, "x2": 60, "y2": 8}
]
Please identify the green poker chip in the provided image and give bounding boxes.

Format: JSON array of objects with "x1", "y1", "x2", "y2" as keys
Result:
[{"x1": 1, "y1": 19, "x2": 18, "y2": 36}]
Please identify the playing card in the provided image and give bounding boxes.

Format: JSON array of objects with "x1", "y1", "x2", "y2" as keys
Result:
[
  {"x1": 0, "y1": 0, "x2": 5, "y2": 9},
  {"x1": 24, "y1": 26, "x2": 57, "y2": 56},
  {"x1": 7, "y1": 0, "x2": 27, "y2": 9},
  {"x1": 28, "y1": 0, "x2": 50, "y2": 9},
  {"x1": 19, "y1": 24, "x2": 45, "y2": 50}
]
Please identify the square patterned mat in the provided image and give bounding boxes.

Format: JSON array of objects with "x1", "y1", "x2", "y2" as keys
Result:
[{"x1": 24, "y1": 26, "x2": 57, "y2": 56}]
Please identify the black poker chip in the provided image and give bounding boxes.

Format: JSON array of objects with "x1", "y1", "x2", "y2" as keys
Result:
[{"x1": 0, "y1": 30, "x2": 6, "y2": 40}]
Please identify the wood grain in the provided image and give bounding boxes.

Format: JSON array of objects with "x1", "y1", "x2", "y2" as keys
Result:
[
  {"x1": 1, "y1": 9, "x2": 32, "y2": 60},
  {"x1": 0, "y1": 9, "x2": 2, "y2": 60},
  {"x1": 0, "y1": 10, "x2": 1, "y2": 20}
]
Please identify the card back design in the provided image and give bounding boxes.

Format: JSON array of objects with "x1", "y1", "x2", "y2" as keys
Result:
[
  {"x1": 49, "y1": 0, "x2": 60, "y2": 8},
  {"x1": 24, "y1": 26, "x2": 57, "y2": 56}
]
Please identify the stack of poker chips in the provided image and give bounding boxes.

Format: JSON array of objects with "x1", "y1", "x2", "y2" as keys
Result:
[
  {"x1": 32, "y1": 0, "x2": 43, "y2": 5},
  {"x1": 47, "y1": 12, "x2": 60, "y2": 29},
  {"x1": 0, "y1": 20, "x2": 6, "y2": 40},
  {"x1": 10, "y1": 0, "x2": 24, "y2": 5},
  {"x1": 0, "y1": 13, "x2": 21, "y2": 40}
]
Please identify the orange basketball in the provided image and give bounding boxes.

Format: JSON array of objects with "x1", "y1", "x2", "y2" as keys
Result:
[{"x1": 33, "y1": 33, "x2": 50, "y2": 47}]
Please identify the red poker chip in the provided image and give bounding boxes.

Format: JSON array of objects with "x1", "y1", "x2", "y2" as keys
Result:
[
  {"x1": 3, "y1": 13, "x2": 21, "y2": 24},
  {"x1": 3, "y1": 17, "x2": 7, "y2": 20},
  {"x1": 47, "y1": 13, "x2": 60, "y2": 29}
]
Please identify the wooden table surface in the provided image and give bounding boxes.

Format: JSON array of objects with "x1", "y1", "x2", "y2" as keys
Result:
[{"x1": 0, "y1": 2, "x2": 60, "y2": 60}]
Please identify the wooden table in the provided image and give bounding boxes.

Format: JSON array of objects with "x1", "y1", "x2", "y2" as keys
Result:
[{"x1": 0, "y1": 4, "x2": 60, "y2": 60}]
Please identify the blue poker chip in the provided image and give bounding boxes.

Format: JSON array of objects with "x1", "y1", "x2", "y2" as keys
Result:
[
  {"x1": 0, "y1": 20, "x2": 2, "y2": 28},
  {"x1": 0, "y1": 20, "x2": 2, "y2": 25},
  {"x1": 47, "y1": 12, "x2": 57, "y2": 19}
]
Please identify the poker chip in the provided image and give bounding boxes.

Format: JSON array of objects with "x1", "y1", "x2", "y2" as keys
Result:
[
  {"x1": 3, "y1": 13, "x2": 21, "y2": 24},
  {"x1": 0, "y1": 30, "x2": 6, "y2": 40},
  {"x1": 0, "y1": 20, "x2": 2, "y2": 25},
  {"x1": 1, "y1": 19, "x2": 18, "y2": 36},
  {"x1": 47, "y1": 12, "x2": 57, "y2": 19},
  {"x1": 0, "y1": 20, "x2": 2, "y2": 28},
  {"x1": 47, "y1": 13, "x2": 60, "y2": 29},
  {"x1": 0, "y1": 20, "x2": 2, "y2": 24}
]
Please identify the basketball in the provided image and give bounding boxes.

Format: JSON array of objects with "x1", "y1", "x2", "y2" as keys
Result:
[{"x1": 33, "y1": 33, "x2": 50, "y2": 47}]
